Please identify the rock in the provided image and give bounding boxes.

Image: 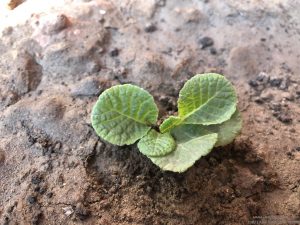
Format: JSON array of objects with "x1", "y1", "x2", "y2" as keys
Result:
[
  {"x1": 110, "y1": 48, "x2": 119, "y2": 57},
  {"x1": 70, "y1": 77, "x2": 102, "y2": 97},
  {"x1": 12, "y1": 51, "x2": 42, "y2": 95},
  {"x1": 144, "y1": 23, "x2": 157, "y2": 33},
  {"x1": 281, "y1": 92, "x2": 294, "y2": 101},
  {"x1": 40, "y1": 14, "x2": 69, "y2": 35},
  {"x1": 260, "y1": 90, "x2": 273, "y2": 101},
  {"x1": 210, "y1": 47, "x2": 217, "y2": 55},
  {"x1": 248, "y1": 80, "x2": 258, "y2": 88},
  {"x1": 199, "y1": 37, "x2": 214, "y2": 49},
  {"x1": 256, "y1": 72, "x2": 270, "y2": 84},
  {"x1": 62, "y1": 206, "x2": 74, "y2": 216},
  {"x1": 269, "y1": 77, "x2": 282, "y2": 87},
  {"x1": 7, "y1": 0, "x2": 25, "y2": 9},
  {"x1": 75, "y1": 203, "x2": 89, "y2": 220},
  {"x1": 279, "y1": 77, "x2": 290, "y2": 90},
  {"x1": 253, "y1": 97, "x2": 264, "y2": 104},
  {"x1": 27, "y1": 196, "x2": 37, "y2": 205},
  {"x1": 31, "y1": 175, "x2": 42, "y2": 185}
]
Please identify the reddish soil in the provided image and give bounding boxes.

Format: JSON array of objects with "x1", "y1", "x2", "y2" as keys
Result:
[{"x1": 0, "y1": 0, "x2": 299, "y2": 224}]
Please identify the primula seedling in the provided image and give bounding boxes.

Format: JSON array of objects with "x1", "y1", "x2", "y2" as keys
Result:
[{"x1": 91, "y1": 73, "x2": 242, "y2": 172}]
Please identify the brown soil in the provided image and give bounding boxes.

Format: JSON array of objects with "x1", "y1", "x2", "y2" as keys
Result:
[{"x1": 0, "y1": 0, "x2": 299, "y2": 225}]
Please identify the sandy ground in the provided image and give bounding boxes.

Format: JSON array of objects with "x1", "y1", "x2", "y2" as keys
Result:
[{"x1": 0, "y1": 0, "x2": 299, "y2": 224}]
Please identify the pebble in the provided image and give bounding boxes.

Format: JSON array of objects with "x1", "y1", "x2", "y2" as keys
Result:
[
  {"x1": 110, "y1": 48, "x2": 119, "y2": 57},
  {"x1": 269, "y1": 78, "x2": 282, "y2": 87},
  {"x1": 248, "y1": 80, "x2": 258, "y2": 88},
  {"x1": 144, "y1": 23, "x2": 157, "y2": 33},
  {"x1": 256, "y1": 72, "x2": 269, "y2": 84},
  {"x1": 281, "y1": 92, "x2": 294, "y2": 101},
  {"x1": 254, "y1": 97, "x2": 264, "y2": 104},
  {"x1": 31, "y1": 175, "x2": 42, "y2": 185},
  {"x1": 27, "y1": 196, "x2": 37, "y2": 205},
  {"x1": 277, "y1": 114, "x2": 292, "y2": 124},
  {"x1": 210, "y1": 47, "x2": 217, "y2": 55},
  {"x1": 260, "y1": 90, "x2": 273, "y2": 101},
  {"x1": 199, "y1": 37, "x2": 214, "y2": 49},
  {"x1": 75, "y1": 203, "x2": 89, "y2": 220}
]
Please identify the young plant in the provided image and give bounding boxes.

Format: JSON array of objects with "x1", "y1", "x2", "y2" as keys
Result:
[{"x1": 91, "y1": 73, "x2": 242, "y2": 172}]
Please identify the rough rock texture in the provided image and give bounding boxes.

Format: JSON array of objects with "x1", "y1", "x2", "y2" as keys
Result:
[{"x1": 0, "y1": 0, "x2": 300, "y2": 224}]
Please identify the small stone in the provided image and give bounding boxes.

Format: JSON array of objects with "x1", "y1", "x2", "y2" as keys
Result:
[
  {"x1": 248, "y1": 80, "x2": 258, "y2": 88},
  {"x1": 110, "y1": 48, "x2": 119, "y2": 57},
  {"x1": 279, "y1": 78, "x2": 290, "y2": 90},
  {"x1": 281, "y1": 92, "x2": 294, "y2": 101},
  {"x1": 295, "y1": 147, "x2": 300, "y2": 152},
  {"x1": 254, "y1": 97, "x2": 264, "y2": 104},
  {"x1": 260, "y1": 91, "x2": 273, "y2": 101},
  {"x1": 144, "y1": 23, "x2": 157, "y2": 33},
  {"x1": 31, "y1": 175, "x2": 42, "y2": 185},
  {"x1": 210, "y1": 47, "x2": 217, "y2": 55},
  {"x1": 277, "y1": 114, "x2": 292, "y2": 124},
  {"x1": 39, "y1": 187, "x2": 46, "y2": 195},
  {"x1": 269, "y1": 78, "x2": 282, "y2": 87},
  {"x1": 75, "y1": 203, "x2": 89, "y2": 220},
  {"x1": 46, "y1": 192, "x2": 53, "y2": 198},
  {"x1": 256, "y1": 72, "x2": 269, "y2": 84},
  {"x1": 34, "y1": 187, "x2": 40, "y2": 192},
  {"x1": 199, "y1": 37, "x2": 214, "y2": 49},
  {"x1": 63, "y1": 206, "x2": 74, "y2": 216},
  {"x1": 7, "y1": 0, "x2": 25, "y2": 9},
  {"x1": 27, "y1": 196, "x2": 37, "y2": 205},
  {"x1": 286, "y1": 151, "x2": 295, "y2": 160}
]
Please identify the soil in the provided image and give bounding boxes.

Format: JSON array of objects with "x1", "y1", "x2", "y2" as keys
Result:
[{"x1": 0, "y1": 0, "x2": 300, "y2": 225}]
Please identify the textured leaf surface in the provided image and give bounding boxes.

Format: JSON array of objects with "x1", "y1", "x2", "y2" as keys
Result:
[
  {"x1": 178, "y1": 73, "x2": 237, "y2": 125},
  {"x1": 138, "y1": 129, "x2": 176, "y2": 157},
  {"x1": 171, "y1": 109, "x2": 242, "y2": 147},
  {"x1": 149, "y1": 133, "x2": 218, "y2": 172},
  {"x1": 171, "y1": 123, "x2": 213, "y2": 143},
  {"x1": 91, "y1": 84, "x2": 158, "y2": 145},
  {"x1": 205, "y1": 109, "x2": 242, "y2": 147},
  {"x1": 159, "y1": 116, "x2": 181, "y2": 133}
]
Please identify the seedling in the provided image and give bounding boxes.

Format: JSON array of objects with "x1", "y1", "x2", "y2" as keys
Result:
[{"x1": 91, "y1": 73, "x2": 242, "y2": 172}]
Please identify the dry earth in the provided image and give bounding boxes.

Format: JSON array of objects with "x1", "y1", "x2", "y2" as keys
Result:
[{"x1": 0, "y1": 0, "x2": 299, "y2": 224}]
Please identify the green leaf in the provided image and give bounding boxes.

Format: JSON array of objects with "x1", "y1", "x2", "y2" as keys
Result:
[
  {"x1": 171, "y1": 123, "x2": 213, "y2": 143},
  {"x1": 159, "y1": 116, "x2": 181, "y2": 133},
  {"x1": 149, "y1": 133, "x2": 218, "y2": 172},
  {"x1": 91, "y1": 84, "x2": 158, "y2": 146},
  {"x1": 205, "y1": 109, "x2": 242, "y2": 147},
  {"x1": 170, "y1": 109, "x2": 242, "y2": 147},
  {"x1": 138, "y1": 129, "x2": 176, "y2": 157},
  {"x1": 178, "y1": 73, "x2": 237, "y2": 125}
]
